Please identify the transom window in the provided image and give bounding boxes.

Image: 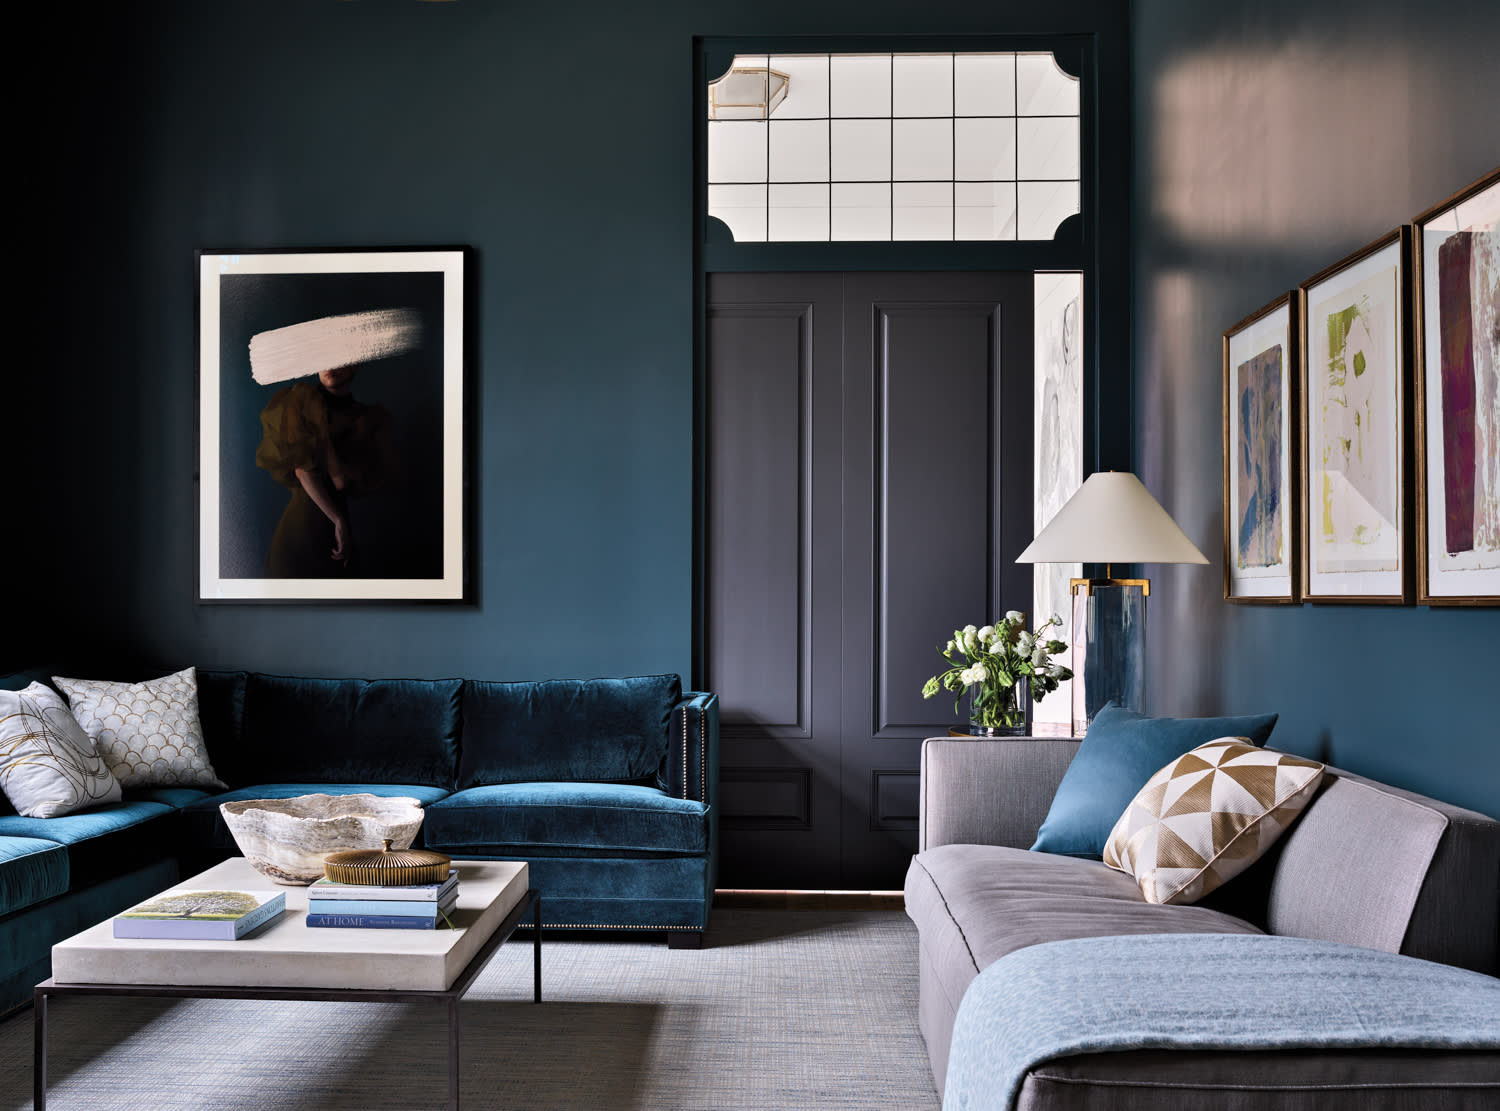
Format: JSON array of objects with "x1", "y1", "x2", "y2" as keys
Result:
[{"x1": 707, "y1": 52, "x2": 1081, "y2": 242}]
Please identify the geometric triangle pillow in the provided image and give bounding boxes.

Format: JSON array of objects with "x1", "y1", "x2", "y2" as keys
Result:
[{"x1": 1102, "y1": 738, "x2": 1325, "y2": 906}]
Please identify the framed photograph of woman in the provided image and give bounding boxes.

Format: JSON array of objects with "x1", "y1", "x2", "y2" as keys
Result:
[
  {"x1": 1412, "y1": 166, "x2": 1500, "y2": 606},
  {"x1": 1297, "y1": 228, "x2": 1413, "y2": 604},
  {"x1": 197, "y1": 247, "x2": 470, "y2": 603},
  {"x1": 1222, "y1": 292, "x2": 1299, "y2": 603}
]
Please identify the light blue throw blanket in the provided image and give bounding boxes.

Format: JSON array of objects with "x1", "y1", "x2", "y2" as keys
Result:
[{"x1": 943, "y1": 933, "x2": 1500, "y2": 1111}]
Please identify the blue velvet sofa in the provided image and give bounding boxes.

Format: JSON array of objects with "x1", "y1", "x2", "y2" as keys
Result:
[{"x1": 0, "y1": 668, "x2": 718, "y2": 1016}]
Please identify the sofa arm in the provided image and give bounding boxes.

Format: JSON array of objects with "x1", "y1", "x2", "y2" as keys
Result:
[
  {"x1": 919, "y1": 737, "x2": 1080, "y2": 852},
  {"x1": 667, "y1": 692, "x2": 718, "y2": 806}
]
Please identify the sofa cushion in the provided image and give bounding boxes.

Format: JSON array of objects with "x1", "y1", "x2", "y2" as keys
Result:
[
  {"x1": 1103, "y1": 739, "x2": 1325, "y2": 905},
  {"x1": 457, "y1": 675, "x2": 682, "y2": 789},
  {"x1": 195, "y1": 669, "x2": 247, "y2": 771},
  {"x1": 0, "y1": 835, "x2": 69, "y2": 917},
  {"x1": 181, "y1": 783, "x2": 452, "y2": 851},
  {"x1": 0, "y1": 800, "x2": 178, "y2": 891},
  {"x1": 1265, "y1": 769, "x2": 1483, "y2": 966},
  {"x1": 226, "y1": 674, "x2": 463, "y2": 789},
  {"x1": 1031, "y1": 703, "x2": 1279, "y2": 859},
  {"x1": 124, "y1": 787, "x2": 214, "y2": 808},
  {"x1": 424, "y1": 782, "x2": 709, "y2": 855},
  {"x1": 906, "y1": 843, "x2": 1265, "y2": 1098}
]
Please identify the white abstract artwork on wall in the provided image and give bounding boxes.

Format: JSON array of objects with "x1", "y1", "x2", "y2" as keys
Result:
[{"x1": 1033, "y1": 272, "x2": 1083, "y2": 724}]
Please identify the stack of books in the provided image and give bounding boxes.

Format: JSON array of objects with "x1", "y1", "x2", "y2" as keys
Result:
[
  {"x1": 305, "y1": 869, "x2": 459, "y2": 930},
  {"x1": 114, "y1": 889, "x2": 286, "y2": 940}
]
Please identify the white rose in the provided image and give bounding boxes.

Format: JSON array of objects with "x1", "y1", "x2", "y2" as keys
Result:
[
  {"x1": 964, "y1": 630, "x2": 980, "y2": 653},
  {"x1": 977, "y1": 625, "x2": 995, "y2": 643},
  {"x1": 1005, "y1": 610, "x2": 1024, "y2": 622},
  {"x1": 1049, "y1": 613, "x2": 1063, "y2": 626},
  {"x1": 969, "y1": 663, "x2": 988, "y2": 682},
  {"x1": 963, "y1": 624, "x2": 977, "y2": 634}
]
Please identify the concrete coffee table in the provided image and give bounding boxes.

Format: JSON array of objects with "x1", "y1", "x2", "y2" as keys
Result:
[{"x1": 36, "y1": 857, "x2": 539, "y2": 1111}]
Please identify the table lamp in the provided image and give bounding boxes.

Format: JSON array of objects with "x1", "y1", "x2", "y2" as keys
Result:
[{"x1": 1015, "y1": 471, "x2": 1208, "y2": 734}]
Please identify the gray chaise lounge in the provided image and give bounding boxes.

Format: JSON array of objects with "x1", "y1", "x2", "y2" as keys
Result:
[{"x1": 906, "y1": 737, "x2": 1500, "y2": 1109}]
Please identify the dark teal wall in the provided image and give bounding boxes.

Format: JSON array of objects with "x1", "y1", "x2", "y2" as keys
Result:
[
  {"x1": 1132, "y1": 0, "x2": 1500, "y2": 816},
  {"x1": 28, "y1": 1, "x2": 1125, "y2": 686}
]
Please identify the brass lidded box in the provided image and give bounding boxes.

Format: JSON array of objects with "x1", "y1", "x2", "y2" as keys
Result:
[{"x1": 323, "y1": 839, "x2": 452, "y2": 886}]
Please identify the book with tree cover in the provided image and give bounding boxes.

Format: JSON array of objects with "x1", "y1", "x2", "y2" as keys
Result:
[{"x1": 113, "y1": 889, "x2": 286, "y2": 940}]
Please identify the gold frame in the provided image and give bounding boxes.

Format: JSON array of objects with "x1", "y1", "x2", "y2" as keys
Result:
[
  {"x1": 1221, "y1": 291, "x2": 1301, "y2": 604},
  {"x1": 1069, "y1": 576, "x2": 1149, "y2": 597},
  {"x1": 1296, "y1": 226, "x2": 1414, "y2": 605},
  {"x1": 1411, "y1": 165, "x2": 1500, "y2": 606}
]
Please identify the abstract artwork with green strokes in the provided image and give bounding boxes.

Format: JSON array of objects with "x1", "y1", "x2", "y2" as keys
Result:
[{"x1": 1313, "y1": 265, "x2": 1401, "y2": 575}]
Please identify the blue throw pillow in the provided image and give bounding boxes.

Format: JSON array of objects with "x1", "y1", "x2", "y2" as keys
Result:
[{"x1": 1030, "y1": 703, "x2": 1279, "y2": 859}]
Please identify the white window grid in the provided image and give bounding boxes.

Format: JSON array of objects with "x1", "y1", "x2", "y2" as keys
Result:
[{"x1": 708, "y1": 52, "x2": 1082, "y2": 243}]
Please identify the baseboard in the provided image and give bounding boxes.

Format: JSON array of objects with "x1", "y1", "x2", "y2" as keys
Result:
[{"x1": 714, "y1": 890, "x2": 905, "y2": 910}]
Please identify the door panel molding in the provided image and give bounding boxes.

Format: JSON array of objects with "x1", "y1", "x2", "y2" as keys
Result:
[
  {"x1": 871, "y1": 300, "x2": 1004, "y2": 736},
  {"x1": 720, "y1": 766, "x2": 813, "y2": 830},
  {"x1": 705, "y1": 299, "x2": 814, "y2": 737}
]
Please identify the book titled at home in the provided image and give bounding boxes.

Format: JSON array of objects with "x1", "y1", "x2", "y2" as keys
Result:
[
  {"x1": 113, "y1": 890, "x2": 286, "y2": 940},
  {"x1": 305, "y1": 911, "x2": 452, "y2": 930}
]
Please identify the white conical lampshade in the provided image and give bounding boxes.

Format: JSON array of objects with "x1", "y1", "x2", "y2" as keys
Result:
[{"x1": 1016, "y1": 471, "x2": 1209, "y2": 565}]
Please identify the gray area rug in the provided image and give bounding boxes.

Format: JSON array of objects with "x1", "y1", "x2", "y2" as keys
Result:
[{"x1": 0, "y1": 909, "x2": 938, "y2": 1110}]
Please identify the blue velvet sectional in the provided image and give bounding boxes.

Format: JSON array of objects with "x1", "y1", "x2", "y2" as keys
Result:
[{"x1": 0, "y1": 668, "x2": 718, "y2": 1016}]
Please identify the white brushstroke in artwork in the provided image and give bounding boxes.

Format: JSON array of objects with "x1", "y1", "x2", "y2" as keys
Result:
[
  {"x1": 249, "y1": 308, "x2": 423, "y2": 386},
  {"x1": 1471, "y1": 228, "x2": 1500, "y2": 563},
  {"x1": 1311, "y1": 265, "x2": 1401, "y2": 575},
  {"x1": 1033, "y1": 273, "x2": 1083, "y2": 725}
]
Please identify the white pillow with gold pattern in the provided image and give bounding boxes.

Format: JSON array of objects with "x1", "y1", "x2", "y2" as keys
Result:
[
  {"x1": 0, "y1": 682, "x2": 123, "y2": 817},
  {"x1": 53, "y1": 668, "x2": 226, "y2": 790},
  {"x1": 1103, "y1": 737, "x2": 1324, "y2": 906}
]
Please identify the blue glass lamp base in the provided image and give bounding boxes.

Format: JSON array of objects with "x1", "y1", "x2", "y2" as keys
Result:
[{"x1": 1070, "y1": 581, "x2": 1147, "y2": 735}]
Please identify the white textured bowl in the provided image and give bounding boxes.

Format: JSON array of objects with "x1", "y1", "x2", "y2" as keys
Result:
[{"x1": 220, "y1": 793, "x2": 425, "y2": 885}]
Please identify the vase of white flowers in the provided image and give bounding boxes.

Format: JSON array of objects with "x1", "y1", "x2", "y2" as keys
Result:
[{"x1": 921, "y1": 611, "x2": 1072, "y2": 736}]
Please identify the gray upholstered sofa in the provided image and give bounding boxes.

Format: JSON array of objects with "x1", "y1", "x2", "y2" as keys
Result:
[{"x1": 906, "y1": 737, "x2": 1500, "y2": 1109}]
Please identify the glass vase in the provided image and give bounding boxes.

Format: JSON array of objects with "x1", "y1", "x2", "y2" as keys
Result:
[{"x1": 970, "y1": 677, "x2": 1031, "y2": 737}]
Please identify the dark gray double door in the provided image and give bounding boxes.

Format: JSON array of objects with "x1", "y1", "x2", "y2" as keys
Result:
[{"x1": 706, "y1": 272, "x2": 1033, "y2": 890}]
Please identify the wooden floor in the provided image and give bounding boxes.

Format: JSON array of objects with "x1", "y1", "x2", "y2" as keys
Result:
[{"x1": 714, "y1": 889, "x2": 905, "y2": 910}]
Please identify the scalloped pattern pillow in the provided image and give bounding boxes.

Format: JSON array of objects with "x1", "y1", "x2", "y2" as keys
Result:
[
  {"x1": 0, "y1": 682, "x2": 123, "y2": 817},
  {"x1": 1102, "y1": 738, "x2": 1324, "y2": 906},
  {"x1": 53, "y1": 668, "x2": 226, "y2": 790}
]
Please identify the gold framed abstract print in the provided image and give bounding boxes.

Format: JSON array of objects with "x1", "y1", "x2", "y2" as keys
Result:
[
  {"x1": 1223, "y1": 293, "x2": 1300, "y2": 603},
  {"x1": 1412, "y1": 167, "x2": 1500, "y2": 605},
  {"x1": 1297, "y1": 229, "x2": 1412, "y2": 604}
]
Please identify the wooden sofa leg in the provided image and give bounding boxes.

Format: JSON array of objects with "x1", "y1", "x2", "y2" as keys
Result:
[{"x1": 668, "y1": 930, "x2": 703, "y2": 950}]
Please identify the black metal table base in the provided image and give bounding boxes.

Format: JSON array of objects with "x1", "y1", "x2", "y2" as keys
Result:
[{"x1": 35, "y1": 889, "x2": 541, "y2": 1111}]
